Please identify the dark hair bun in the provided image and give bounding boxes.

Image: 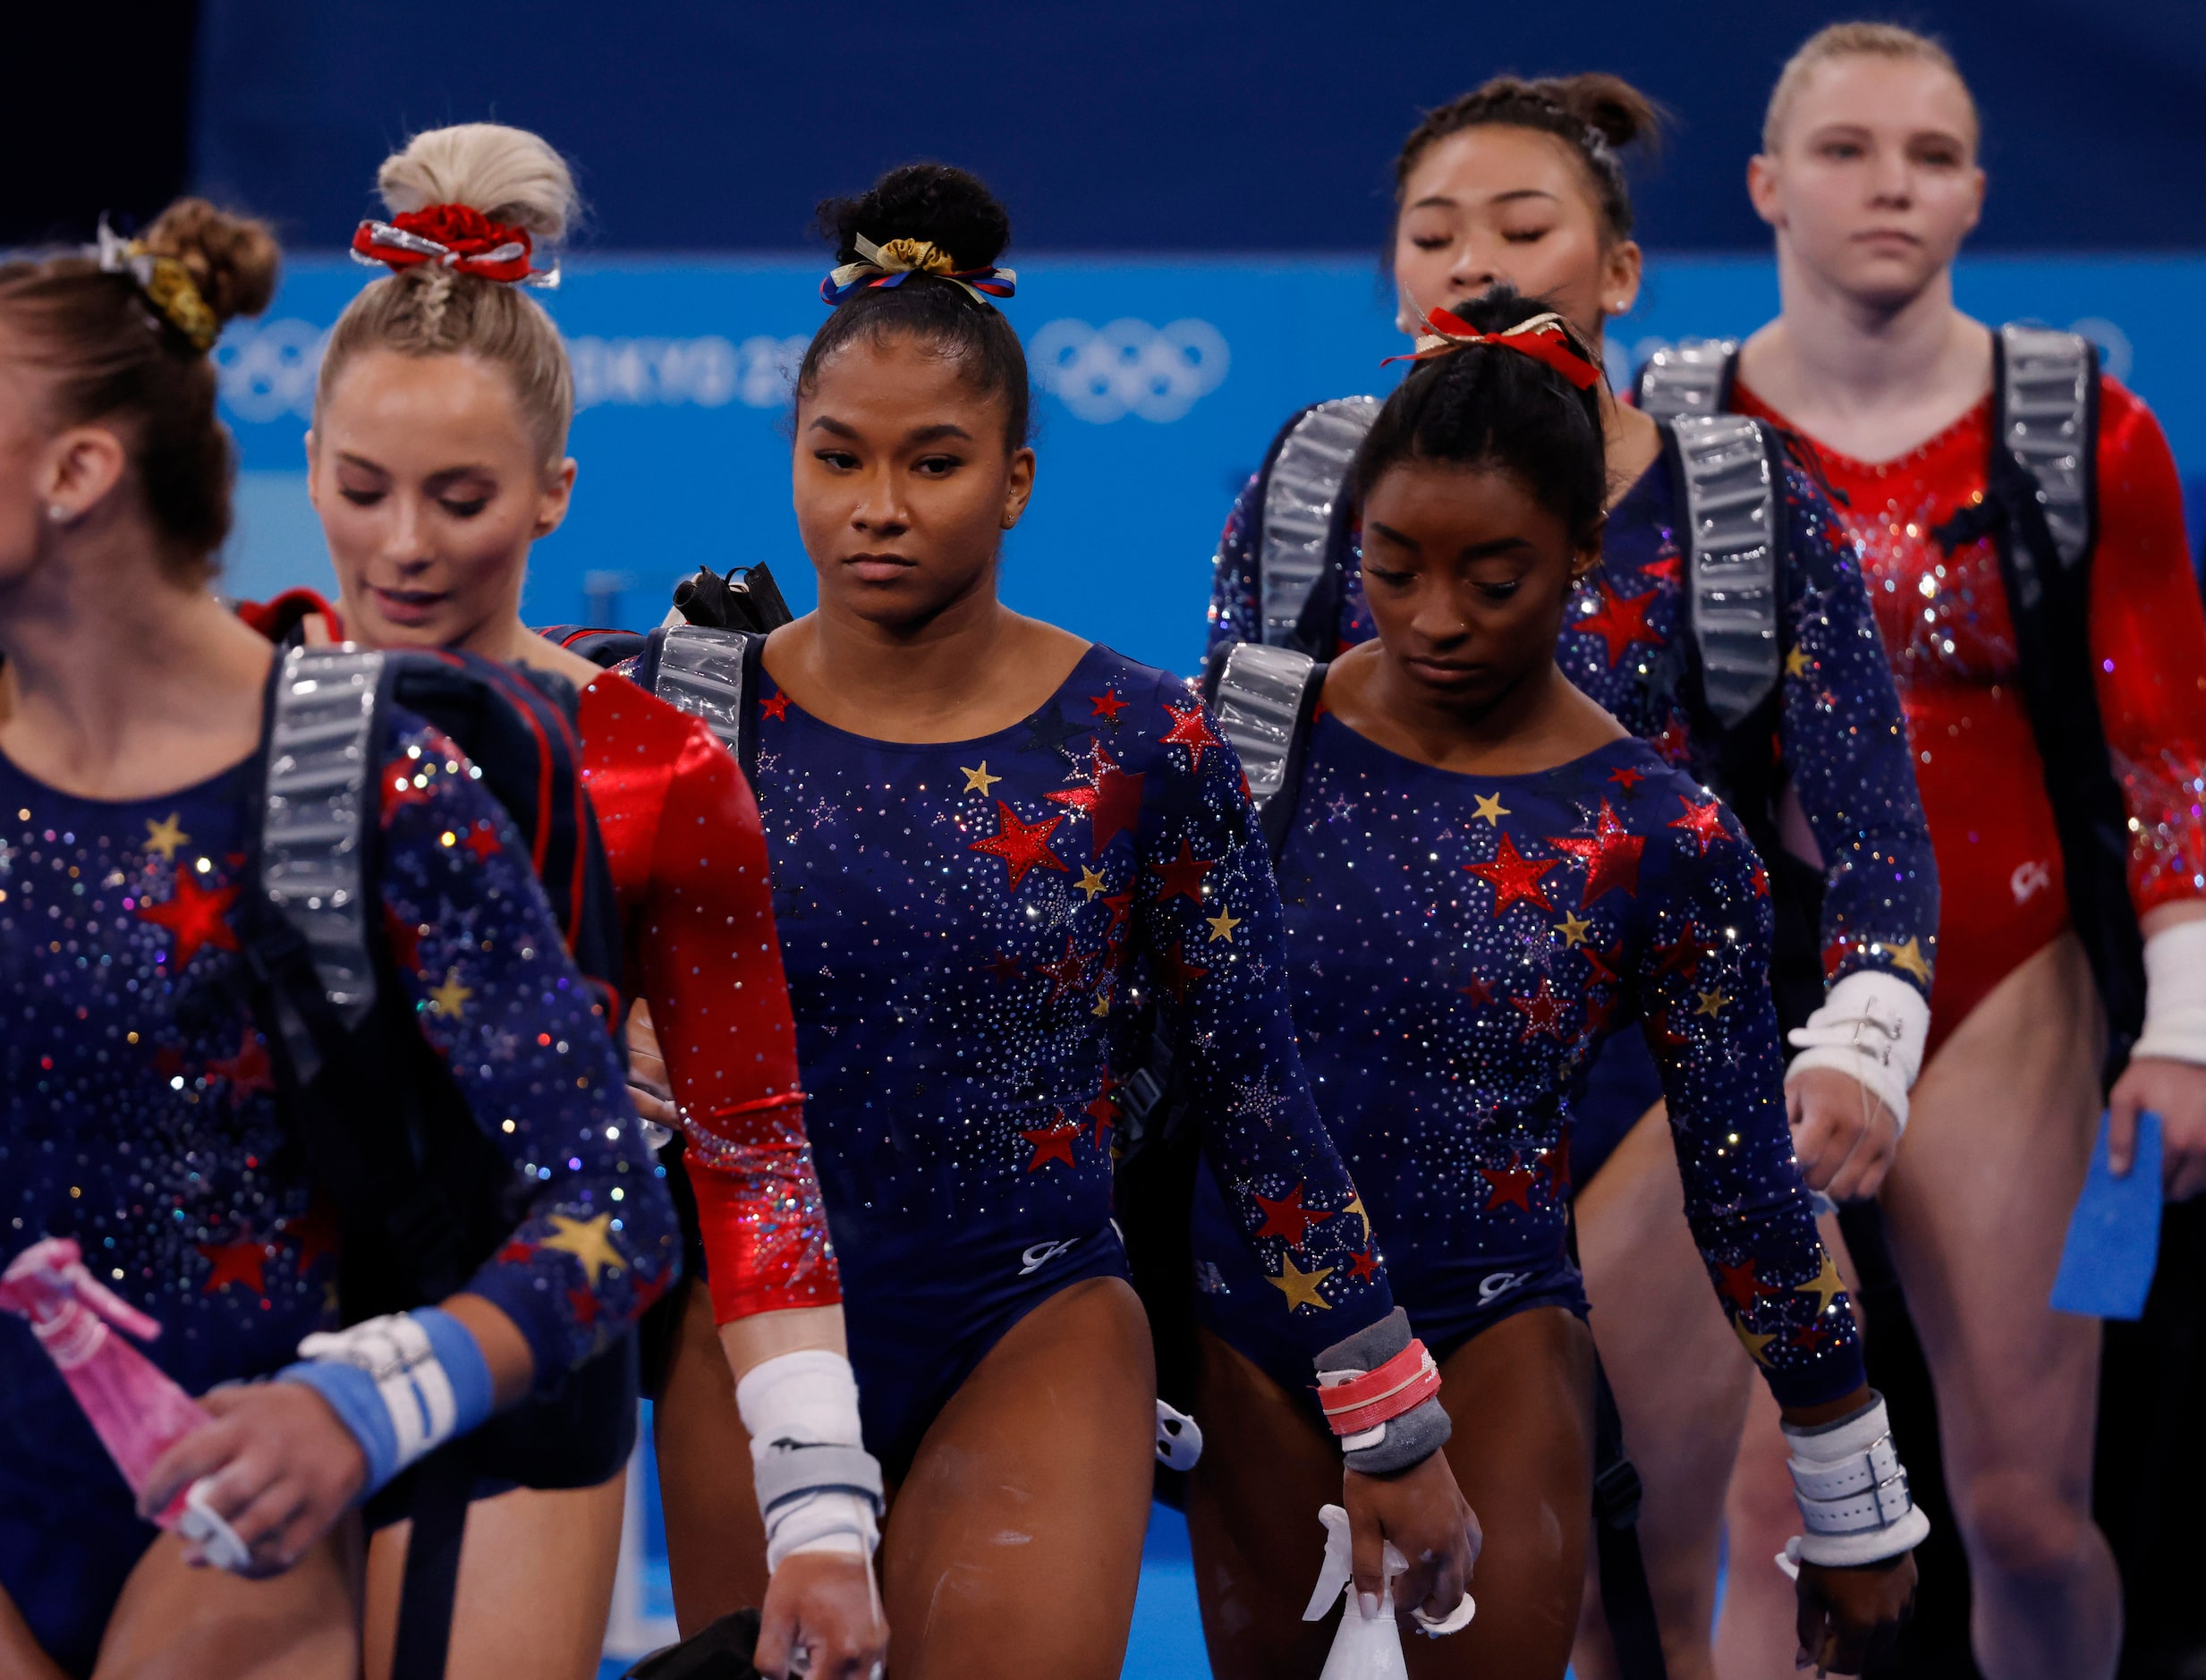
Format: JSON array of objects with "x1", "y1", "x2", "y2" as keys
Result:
[
  {"x1": 1540, "y1": 72, "x2": 1664, "y2": 153},
  {"x1": 815, "y1": 163, "x2": 1011, "y2": 273},
  {"x1": 140, "y1": 198, "x2": 280, "y2": 326}
]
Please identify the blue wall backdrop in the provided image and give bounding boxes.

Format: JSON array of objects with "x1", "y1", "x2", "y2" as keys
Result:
[{"x1": 217, "y1": 253, "x2": 2206, "y2": 677}]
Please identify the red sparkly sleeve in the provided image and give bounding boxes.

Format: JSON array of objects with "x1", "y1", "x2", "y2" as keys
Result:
[
  {"x1": 2087, "y1": 382, "x2": 2206, "y2": 913},
  {"x1": 641, "y1": 720, "x2": 841, "y2": 1320}
]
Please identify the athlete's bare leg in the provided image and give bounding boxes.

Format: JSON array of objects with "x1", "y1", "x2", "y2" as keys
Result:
[
  {"x1": 364, "y1": 1475, "x2": 624, "y2": 1680},
  {"x1": 1567, "y1": 1102, "x2": 1755, "y2": 1680},
  {"x1": 1879, "y1": 933, "x2": 2116, "y2": 1680},
  {"x1": 1189, "y1": 1307, "x2": 1594, "y2": 1680},
  {"x1": 92, "y1": 1526, "x2": 357, "y2": 1680},
  {"x1": 878, "y1": 1276, "x2": 1154, "y2": 1680},
  {"x1": 0, "y1": 1586, "x2": 71, "y2": 1680},
  {"x1": 656, "y1": 1280, "x2": 772, "y2": 1633}
]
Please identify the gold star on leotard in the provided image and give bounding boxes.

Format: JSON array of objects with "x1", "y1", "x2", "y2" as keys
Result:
[
  {"x1": 961, "y1": 762, "x2": 1001, "y2": 796},
  {"x1": 1694, "y1": 988, "x2": 1731, "y2": 1018},
  {"x1": 1881, "y1": 937, "x2": 1932, "y2": 985},
  {"x1": 1555, "y1": 912, "x2": 1592, "y2": 949},
  {"x1": 1268, "y1": 1253, "x2": 1334, "y2": 1311},
  {"x1": 539, "y1": 1212, "x2": 624, "y2": 1286},
  {"x1": 1734, "y1": 1319, "x2": 1777, "y2": 1367},
  {"x1": 428, "y1": 969, "x2": 473, "y2": 1020},
  {"x1": 1090, "y1": 992, "x2": 1111, "y2": 1018},
  {"x1": 1075, "y1": 865, "x2": 1107, "y2": 902},
  {"x1": 1785, "y1": 647, "x2": 1812, "y2": 678},
  {"x1": 1795, "y1": 1252, "x2": 1846, "y2": 1314},
  {"x1": 1471, "y1": 793, "x2": 1511, "y2": 827},
  {"x1": 1205, "y1": 906, "x2": 1243, "y2": 943},
  {"x1": 143, "y1": 813, "x2": 190, "y2": 861}
]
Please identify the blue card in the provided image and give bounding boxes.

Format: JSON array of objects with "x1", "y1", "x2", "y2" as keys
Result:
[{"x1": 2050, "y1": 1110, "x2": 2163, "y2": 1321}]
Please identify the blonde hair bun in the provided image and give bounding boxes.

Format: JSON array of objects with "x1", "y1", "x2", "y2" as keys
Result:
[{"x1": 377, "y1": 123, "x2": 579, "y2": 244}]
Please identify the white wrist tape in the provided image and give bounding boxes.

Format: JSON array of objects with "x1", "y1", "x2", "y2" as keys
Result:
[
  {"x1": 1786, "y1": 970, "x2": 1931, "y2": 1132},
  {"x1": 736, "y1": 1348, "x2": 883, "y2": 1571},
  {"x1": 2131, "y1": 919, "x2": 2206, "y2": 1066},
  {"x1": 1781, "y1": 1392, "x2": 1930, "y2": 1567}
]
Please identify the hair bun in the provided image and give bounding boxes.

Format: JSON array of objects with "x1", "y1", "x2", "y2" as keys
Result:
[
  {"x1": 377, "y1": 123, "x2": 579, "y2": 243},
  {"x1": 140, "y1": 199, "x2": 279, "y2": 326},
  {"x1": 816, "y1": 163, "x2": 1011, "y2": 274},
  {"x1": 1534, "y1": 72, "x2": 1665, "y2": 154}
]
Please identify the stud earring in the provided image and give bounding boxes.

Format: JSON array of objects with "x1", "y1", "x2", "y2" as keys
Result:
[{"x1": 47, "y1": 505, "x2": 69, "y2": 523}]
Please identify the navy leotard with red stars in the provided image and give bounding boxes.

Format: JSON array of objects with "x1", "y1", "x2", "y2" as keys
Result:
[
  {"x1": 1191, "y1": 717, "x2": 1865, "y2": 1410},
  {"x1": 748, "y1": 644, "x2": 1391, "y2": 1471},
  {"x1": 0, "y1": 710, "x2": 675, "y2": 1676}
]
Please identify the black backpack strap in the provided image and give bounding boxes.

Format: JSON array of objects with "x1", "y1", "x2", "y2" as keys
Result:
[
  {"x1": 1997, "y1": 323, "x2": 2097, "y2": 572},
  {"x1": 1633, "y1": 337, "x2": 1740, "y2": 423},
  {"x1": 1208, "y1": 641, "x2": 1326, "y2": 855},
  {"x1": 1591, "y1": 1358, "x2": 1669, "y2": 1680},
  {"x1": 1251, "y1": 397, "x2": 1381, "y2": 650},
  {"x1": 389, "y1": 1455, "x2": 472, "y2": 1680},
  {"x1": 642, "y1": 624, "x2": 767, "y2": 783},
  {"x1": 1667, "y1": 414, "x2": 1784, "y2": 730}
]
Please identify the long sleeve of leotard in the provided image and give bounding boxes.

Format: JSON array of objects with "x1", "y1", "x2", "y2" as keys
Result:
[
  {"x1": 375, "y1": 717, "x2": 682, "y2": 1389},
  {"x1": 2087, "y1": 383, "x2": 2206, "y2": 913},
  {"x1": 1774, "y1": 460, "x2": 1941, "y2": 998},
  {"x1": 1131, "y1": 671, "x2": 1395, "y2": 1352},
  {"x1": 1205, "y1": 474, "x2": 1264, "y2": 658},
  {"x1": 1633, "y1": 799, "x2": 1867, "y2": 1408},
  {"x1": 640, "y1": 719, "x2": 842, "y2": 1322}
]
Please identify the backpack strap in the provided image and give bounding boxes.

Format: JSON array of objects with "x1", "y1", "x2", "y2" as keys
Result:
[
  {"x1": 1667, "y1": 414, "x2": 1785, "y2": 730},
  {"x1": 642, "y1": 624, "x2": 767, "y2": 782},
  {"x1": 1994, "y1": 324, "x2": 2098, "y2": 577},
  {"x1": 1208, "y1": 641, "x2": 1326, "y2": 855},
  {"x1": 1633, "y1": 338, "x2": 1740, "y2": 423},
  {"x1": 1255, "y1": 397, "x2": 1382, "y2": 649}
]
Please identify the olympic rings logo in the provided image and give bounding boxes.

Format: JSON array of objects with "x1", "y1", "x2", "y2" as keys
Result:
[
  {"x1": 213, "y1": 318, "x2": 331, "y2": 424},
  {"x1": 1027, "y1": 318, "x2": 1231, "y2": 424}
]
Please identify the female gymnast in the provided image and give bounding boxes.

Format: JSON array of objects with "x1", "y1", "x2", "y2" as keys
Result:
[
  {"x1": 0, "y1": 200, "x2": 677, "y2": 1678},
  {"x1": 301, "y1": 124, "x2": 884, "y2": 1680}
]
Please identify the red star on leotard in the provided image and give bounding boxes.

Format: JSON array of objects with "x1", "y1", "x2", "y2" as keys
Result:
[
  {"x1": 1480, "y1": 1158, "x2": 1538, "y2": 1212},
  {"x1": 1252, "y1": 1184, "x2": 1335, "y2": 1248},
  {"x1": 968, "y1": 801, "x2": 1068, "y2": 892},
  {"x1": 1668, "y1": 795, "x2": 1729, "y2": 854},
  {"x1": 1638, "y1": 554, "x2": 1684, "y2": 588},
  {"x1": 1089, "y1": 689, "x2": 1127, "y2": 722},
  {"x1": 279, "y1": 1201, "x2": 339, "y2": 1277},
  {"x1": 383, "y1": 905, "x2": 424, "y2": 974},
  {"x1": 1510, "y1": 977, "x2": 1574, "y2": 1043},
  {"x1": 198, "y1": 1236, "x2": 269, "y2": 1296},
  {"x1": 496, "y1": 1238, "x2": 538, "y2": 1267},
  {"x1": 1022, "y1": 1115, "x2": 1081, "y2": 1171},
  {"x1": 1574, "y1": 580, "x2": 1660, "y2": 668},
  {"x1": 1154, "y1": 938, "x2": 1210, "y2": 1005},
  {"x1": 1546, "y1": 799, "x2": 1645, "y2": 905},
  {"x1": 1715, "y1": 1257, "x2": 1784, "y2": 1312},
  {"x1": 207, "y1": 1025, "x2": 273, "y2": 1107},
  {"x1": 1648, "y1": 922, "x2": 1713, "y2": 980},
  {"x1": 1151, "y1": 838, "x2": 1215, "y2": 905},
  {"x1": 1608, "y1": 765, "x2": 1646, "y2": 792},
  {"x1": 1033, "y1": 934, "x2": 1095, "y2": 1001},
  {"x1": 137, "y1": 873, "x2": 240, "y2": 970},
  {"x1": 566, "y1": 1285, "x2": 602, "y2": 1328},
  {"x1": 462, "y1": 819, "x2": 502, "y2": 861},
  {"x1": 1457, "y1": 973, "x2": 1495, "y2": 1005},
  {"x1": 1159, "y1": 701, "x2": 1222, "y2": 774},
  {"x1": 1089, "y1": 748, "x2": 1145, "y2": 856},
  {"x1": 1347, "y1": 1245, "x2": 1381, "y2": 1281},
  {"x1": 983, "y1": 950, "x2": 1025, "y2": 985},
  {"x1": 1751, "y1": 865, "x2": 1770, "y2": 898},
  {"x1": 1463, "y1": 834, "x2": 1559, "y2": 917},
  {"x1": 759, "y1": 690, "x2": 791, "y2": 722},
  {"x1": 1643, "y1": 1007, "x2": 1690, "y2": 1051},
  {"x1": 1085, "y1": 1090, "x2": 1118, "y2": 1147},
  {"x1": 1099, "y1": 893, "x2": 1135, "y2": 941},
  {"x1": 1582, "y1": 940, "x2": 1626, "y2": 989},
  {"x1": 1536, "y1": 1143, "x2": 1572, "y2": 1200}
]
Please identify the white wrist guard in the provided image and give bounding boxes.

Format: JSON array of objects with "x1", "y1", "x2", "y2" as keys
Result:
[
  {"x1": 2131, "y1": 919, "x2": 2206, "y2": 1066},
  {"x1": 1786, "y1": 970, "x2": 1931, "y2": 1132},
  {"x1": 735, "y1": 1349, "x2": 883, "y2": 1571},
  {"x1": 1781, "y1": 1391, "x2": 1930, "y2": 1567}
]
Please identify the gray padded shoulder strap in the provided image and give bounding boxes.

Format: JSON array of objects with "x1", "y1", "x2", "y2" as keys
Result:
[
  {"x1": 1673, "y1": 414, "x2": 1782, "y2": 728},
  {"x1": 1258, "y1": 396, "x2": 1381, "y2": 646},
  {"x1": 1636, "y1": 338, "x2": 1739, "y2": 423},
  {"x1": 1212, "y1": 642, "x2": 1319, "y2": 811},
  {"x1": 1996, "y1": 324, "x2": 2095, "y2": 572},
  {"x1": 650, "y1": 625, "x2": 758, "y2": 755},
  {"x1": 262, "y1": 644, "x2": 385, "y2": 1028}
]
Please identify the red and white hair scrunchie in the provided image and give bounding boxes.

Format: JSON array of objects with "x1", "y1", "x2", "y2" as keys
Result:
[{"x1": 351, "y1": 204, "x2": 559, "y2": 289}]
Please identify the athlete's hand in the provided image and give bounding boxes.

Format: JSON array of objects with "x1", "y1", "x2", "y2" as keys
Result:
[
  {"x1": 2108, "y1": 1056, "x2": 2206, "y2": 1200},
  {"x1": 626, "y1": 999, "x2": 678, "y2": 1128},
  {"x1": 1786, "y1": 1066, "x2": 1901, "y2": 1201},
  {"x1": 1795, "y1": 1551, "x2": 1917, "y2": 1676},
  {"x1": 1343, "y1": 1451, "x2": 1481, "y2": 1624},
  {"x1": 755, "y1": 1550, "x2": 887, "y2": 1680},
  {"x1": 140, "y1": 1382, "x2": 367, "y2": 1578}
]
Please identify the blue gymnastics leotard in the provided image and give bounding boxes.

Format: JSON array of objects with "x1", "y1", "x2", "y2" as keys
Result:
[
  {"x1": 1191, "y1": 717, "x2": 1866, "y2": 1411},
  {"x1": 1208, "y1": 437, "x2": 1937, "y2": 1179},
  {"x1": 749, "y1": 643, "x2": 1391, "y2": 1472},
  {"x1": 0, "y1": 713, "x2": 676, "y2": 1676}
]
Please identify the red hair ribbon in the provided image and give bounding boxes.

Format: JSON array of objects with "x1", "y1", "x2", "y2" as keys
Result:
[
  {"x1": 350, "y1": 205, "x2": 557, "y2": 288},
  {"x1": 1382, "y1": 306, "x2": 1601, "y2": 389}
]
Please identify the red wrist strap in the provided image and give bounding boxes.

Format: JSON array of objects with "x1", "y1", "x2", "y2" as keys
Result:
[{"x1": 1317, "y1": 1338, "x2": 1441, "y2": 1437}]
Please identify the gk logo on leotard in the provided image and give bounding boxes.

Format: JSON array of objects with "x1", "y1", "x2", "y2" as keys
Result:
[
  {"x1": 1478, "y1": 1271, "x2": 1530, "y2": 1304},
  {"x1": 1020, "y1": 1237, "x2": 1082, "y2": 1276},
  {"x1": 1028, "y1": 318, "x2": 1230, "y2": 423},
  {"x1": 2012, "y1": 859, "x2": 2054, "y2": 905}
]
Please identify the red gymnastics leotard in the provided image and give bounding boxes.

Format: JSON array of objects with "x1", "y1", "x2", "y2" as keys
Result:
[
  {"x1": 1735, "y1": 378, "x2": 2206, "y2": 1052},
  {"x1": 574, "y1": 675, "x2": 839, "y2": 1323}
]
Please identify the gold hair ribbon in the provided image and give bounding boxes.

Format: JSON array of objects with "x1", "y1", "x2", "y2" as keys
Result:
[
  {"x1": 820, "y1": 232, "x2": 1017, "y2": 308},
  {"x1": 92, "y1": 218, "x2": 220, "y2": 353}
]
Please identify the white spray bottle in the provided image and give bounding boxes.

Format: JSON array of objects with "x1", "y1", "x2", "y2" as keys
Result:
[{"x1": 1302, "y1": 1503, "x2": 1476, "y2": 1679}]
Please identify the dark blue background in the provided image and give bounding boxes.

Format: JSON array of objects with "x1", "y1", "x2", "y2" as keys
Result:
[{"x1": 192, "y1": 1, "x2": 2206, "y2": 254}]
